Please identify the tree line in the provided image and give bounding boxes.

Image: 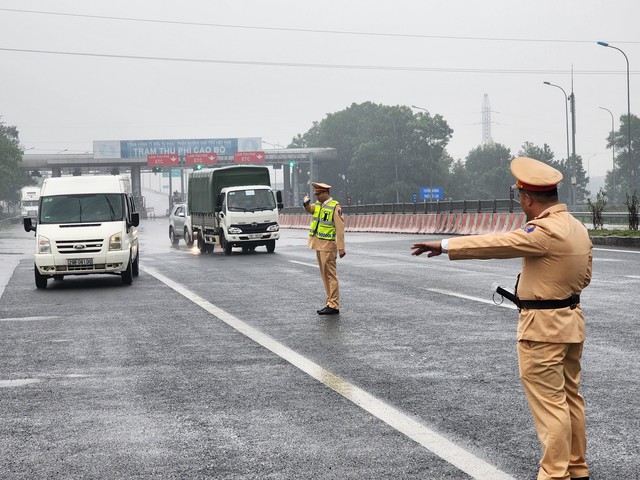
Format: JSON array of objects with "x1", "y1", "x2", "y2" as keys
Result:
[{"x1": 289, "y1": 102, "x2": 639, "y2": 208}]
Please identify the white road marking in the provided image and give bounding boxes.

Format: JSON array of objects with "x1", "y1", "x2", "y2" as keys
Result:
[
  {"x1": 593, "y1": 247, "x2": 640, "y2": 254},
  {"x1": 142, "y1": 265, "x2": 514, "y2": 480},
  {"x1": 426, "y1": 288, "x2": 519, "y2": 310},
  {"x1": 0, "y1": 316, "x2": 60, "y2": 322},
  {"x1": 625, "y1": 275, "x2": 640, "y2": 279},
  {"x1": 0, "y1": 379, "x2": 40, "y2": 388},
  {"x1": 289, "y1": 260, "x2": 318, "y2": 268}
]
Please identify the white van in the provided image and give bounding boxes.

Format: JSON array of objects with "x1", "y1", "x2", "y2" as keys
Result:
[{"x1": 23, "y1": 175, "x2": 140, "y2": 289}]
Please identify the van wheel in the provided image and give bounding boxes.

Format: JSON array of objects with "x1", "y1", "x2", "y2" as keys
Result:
[
  {"x1": 185, "y1": 228, "x2": 194, "y2": 247},
  {"x1": 221, "y1": 233, "x2": 232, "y2": 255},
  {"x1": 132, "y1": 251, "x2": 139, "y2": 277},
  {"x1": 169, "y1": 227, "x2": 179, "y2": 246},
  {"x1": 266, "y1": 240, "x2": 276, "y2": 253},
  {"x1": 35, "y1": 265, "x2": 47, "y2": 289},
  {"x1": 122, "y1": 256, "x2": 133, "y2": 285}
]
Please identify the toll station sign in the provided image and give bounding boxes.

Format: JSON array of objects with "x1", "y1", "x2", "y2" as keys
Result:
[
  {"x1": 234, "y1": 151, "x2": 265, "y2": 164},
  {"x1": 147, "y1": 153, "x2": 179, "y2": 166},
  {"x1": 185, "y1": 153, "x2": 217, "y2": 165}
]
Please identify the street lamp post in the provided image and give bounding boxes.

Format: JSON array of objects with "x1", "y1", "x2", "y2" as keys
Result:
[
  {"x1": 598, "y1": 106, "x2": 616, "y2": 204},
  {"x1": 411, "y1": 105, "x2": 434, "y2": 200},
  {"x1": 380, "y1": 115, "x2": 400, "y2": 203},
  {"x1": 598, "y1": 41, "x2": 633, "y2": 194},
  {"x1": 543, "y1": 82, "x2": 574, "y2": 207}
]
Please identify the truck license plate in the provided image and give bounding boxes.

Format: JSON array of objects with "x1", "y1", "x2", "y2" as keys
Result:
[
  {"x1": 248, "y1": 234, "x2": 262, "y2": 238},
  {"x1": 68, "y1": 258, "x2": 93, "y2": 266}
]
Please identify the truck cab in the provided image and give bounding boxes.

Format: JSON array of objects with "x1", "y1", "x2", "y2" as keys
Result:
[{"x1": 216, "y1": 185, "x2": 281, "y2": 254}]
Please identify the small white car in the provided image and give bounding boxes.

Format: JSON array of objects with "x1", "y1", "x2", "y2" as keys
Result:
[{"x1": 169, "y1": 203, "x2": 194, "y2": 247}]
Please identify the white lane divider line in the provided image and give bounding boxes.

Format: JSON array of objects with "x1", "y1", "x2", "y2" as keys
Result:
[
  {"x1": 142, "y1": 265, "x2": 513, "y2": 480},
  {"x1": 426, "y1": 288, "x2": 518, "y2": 310},
  {"x1": 289, "y1": 260, "x2": 318, "y2": 268}
]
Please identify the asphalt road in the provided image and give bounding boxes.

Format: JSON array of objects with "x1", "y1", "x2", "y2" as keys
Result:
[{"x1": 1, "y1": 219, "x2": 639, "y2": 479}]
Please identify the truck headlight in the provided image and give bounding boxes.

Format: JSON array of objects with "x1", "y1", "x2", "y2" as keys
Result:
[
  {"x1": 37, "y1": 235, "x2": 51, "y2": 254},
  {"x1": 267, "y1": 224, "x2": 280, "y2": 232},
  {"x1": 228, "y1": 227, "x2": 242, "y2": 234},
  {"x1": 109, "y1": 232, "x2": 122, "y2": 250}
]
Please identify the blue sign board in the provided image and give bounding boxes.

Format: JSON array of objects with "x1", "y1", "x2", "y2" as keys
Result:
[
  {"x1": 420, "y1": 187, "x2": 443, "y2": 201},
  {"x1": 93, "y1": 137, "x2": 261, "y2": 159}
]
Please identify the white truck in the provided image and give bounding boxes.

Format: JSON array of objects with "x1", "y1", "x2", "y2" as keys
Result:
[
  {"x1": 188, "y1": 165, "x2": 283, "y2": 254},
  {"x1": 20, "y1": 186, "x2": 41, "y2": 222},
  {"x1": 23, "y1": 175, "x2": 140, "y2": 289}
]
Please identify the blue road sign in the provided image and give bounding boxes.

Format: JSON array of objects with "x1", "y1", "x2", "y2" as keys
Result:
[{"x1": 420, "y1": 187, "x2": 443, "y2": 201}]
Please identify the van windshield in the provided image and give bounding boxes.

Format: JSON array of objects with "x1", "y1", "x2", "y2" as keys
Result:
[
  {"x1": 40, "y1": 194, "x2": 124, "y2": 224},
  {"x1": 227, "y1": 189, "x2": 275, "y2": 212}
]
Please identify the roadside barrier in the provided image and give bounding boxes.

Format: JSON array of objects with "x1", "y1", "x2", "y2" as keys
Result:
[{"x1": 279, "y1": 212, "x2": 527, "y2": 236}]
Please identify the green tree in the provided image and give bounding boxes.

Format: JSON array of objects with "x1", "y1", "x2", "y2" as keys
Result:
[
  {"x1": 605, "y1": 113, "x2": 640, "y2": 201},
  {"x1": 0, "y1": 118, "x2": 32, "y2": 204},
  {"x1": 291, "y1": 102, "x2": 453, "y2": 204},
  {"x1": 464, "y1": 143, "x2": 513, "y2": 199}
]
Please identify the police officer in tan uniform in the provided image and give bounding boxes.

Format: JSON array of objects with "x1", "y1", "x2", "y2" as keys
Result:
[
  {"x1": 411, "y1": 157, "x2": 592, "y2": 480},
  {"x1": 303, "y1": 182, "x2": 346, "y2": 315}
]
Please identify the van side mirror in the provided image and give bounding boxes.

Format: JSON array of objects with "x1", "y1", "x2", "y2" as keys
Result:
[
  {"x1": 130, "y1": 212, "x2": 140, "y2": 227},
  {"x1": 23, "y1": 217, "x2": 35, "y2": 232},
  {"x1": 276, "y1": 190, "x2": 284, "y2": 210}
]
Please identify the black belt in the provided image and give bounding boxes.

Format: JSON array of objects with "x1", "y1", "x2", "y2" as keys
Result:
[{"x1": 519, "y1": 295, "x2": 580, "y2": 310}]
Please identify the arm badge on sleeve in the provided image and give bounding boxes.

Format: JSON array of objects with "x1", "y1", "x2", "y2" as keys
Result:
[{"x1": 522, "y1": 224, "x2": 536, "y2": 233}]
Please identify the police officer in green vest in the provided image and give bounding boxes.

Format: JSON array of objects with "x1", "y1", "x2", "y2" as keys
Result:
[{"x1": 303, "y1": 182, "x2": 346, "y2": 315}]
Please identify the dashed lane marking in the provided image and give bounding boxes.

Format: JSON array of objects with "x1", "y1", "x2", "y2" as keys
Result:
[
  {"x1": 426, "y1": 288, "x2": 518, "y2": 310},
  {"x1": 289, "y1": 260, "x2": 318, "y2": 268},
  {"x1": 142, "y1": 265, "x2": 514, "y2": 480}
]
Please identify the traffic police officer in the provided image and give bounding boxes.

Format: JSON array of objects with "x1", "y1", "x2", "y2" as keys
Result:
[
  {"x1": 411, "y1": 157, "x2": 592, "y2": 480},
  {"x1": 303, "y1": 182, "x2": 346, "y2": 315}
]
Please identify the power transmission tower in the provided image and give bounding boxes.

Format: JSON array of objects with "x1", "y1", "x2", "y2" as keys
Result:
[{"x1": 482, "y1": 94, "x2": 493, "y2": 145}]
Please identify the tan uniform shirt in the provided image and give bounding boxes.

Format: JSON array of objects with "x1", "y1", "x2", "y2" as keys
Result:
[
  {"x1": 448, "y1": 204, "x2": 592, "y2": 343},
  {"x1": 303, "y1": 198, "x2": 345, "y2": 252}
]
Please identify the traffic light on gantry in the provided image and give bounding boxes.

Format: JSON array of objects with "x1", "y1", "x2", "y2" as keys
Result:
[{"x1": 289, "y1": 161, "x2": 295, "y2": 167}]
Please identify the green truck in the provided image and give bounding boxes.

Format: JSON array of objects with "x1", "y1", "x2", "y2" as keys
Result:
[{"x1": 188, "y1": 165, "x2": 283, "y2": 254}]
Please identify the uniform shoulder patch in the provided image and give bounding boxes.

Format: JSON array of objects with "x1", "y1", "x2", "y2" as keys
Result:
[
  {"x1": 336, "y1": 207, "x2": 343, "y2": 218},
  {"x1": 522, "y1": 223, "x2": 536, "y2": 233}
]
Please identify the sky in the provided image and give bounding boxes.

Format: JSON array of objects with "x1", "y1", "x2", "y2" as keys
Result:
[{"x1": 1, "y1": 0, "x2": 638, "y2": 180}]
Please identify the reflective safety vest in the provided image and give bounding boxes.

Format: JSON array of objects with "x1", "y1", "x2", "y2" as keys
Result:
[{"x1": 309, "y1": 200, "x2": 339, "y2": 241}]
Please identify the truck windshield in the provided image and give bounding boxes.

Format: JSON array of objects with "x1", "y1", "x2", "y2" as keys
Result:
[
  {"x1": 227, "y1": 189, "x2": 275, "y2": 212},
  {"x1": 40, "y1": 194, "x2": 124, "y2": 224}
]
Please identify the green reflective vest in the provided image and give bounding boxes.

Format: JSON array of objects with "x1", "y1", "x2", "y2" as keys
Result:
[{"x1": 309, "y1": 200, "x2": 339, "y2": 241}]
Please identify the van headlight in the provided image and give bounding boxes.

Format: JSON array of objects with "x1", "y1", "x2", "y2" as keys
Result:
[
  {"x1": 267, "y1": 224, "x2": 280, "y2": 232},
  {"x1": 37, "y1": 235, "x2": 51, "y2": 254},
  {"x1": 109, "y1": 232, "x2": 122, "y2": 250},
  {"x1": 228, "y1": 227, "x2": 242, "y2": 234}
]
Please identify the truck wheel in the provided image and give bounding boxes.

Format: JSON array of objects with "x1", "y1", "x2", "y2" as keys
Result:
[
  {"x1": 169, "y1": 227, "x2": 179, "y2": 246},
  {"x1": 185, "y1": 228, "x2": 194, "y2": 247},
  {"x1": 132, "y1": 251, "x2": 140, "y2": 277},
  {"x1": 122, "y1": 256, "x2": 133, "y2": 285},
  {"x1": 266, "y1": 240, "x2": 276, "y2": 253},
  {"x1": 221, "y1": 233, "x2": 232, "y2": 255},
  {"x1": 198, "y1": 234, "x2": 208, "y2": 253},
  {"x1": 35, "y1": 265, "x2": 47, "y2": 289}
]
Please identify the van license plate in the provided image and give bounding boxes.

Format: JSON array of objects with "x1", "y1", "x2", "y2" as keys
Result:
[
  {"x1": 68, "y1": 258, "x2": 93, "y2": 266},
  {"x1": 249, "y1": 234, "x2": 262, "y2": 238}
]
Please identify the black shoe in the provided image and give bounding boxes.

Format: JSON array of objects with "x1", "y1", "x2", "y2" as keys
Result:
[{"x1": 317, "y1": 306, "x2": 340, "y2": 315}]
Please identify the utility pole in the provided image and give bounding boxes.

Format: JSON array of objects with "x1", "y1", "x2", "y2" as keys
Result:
[{"x1": 569, "y1": 67, "x2": 577, "y2": 208}]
